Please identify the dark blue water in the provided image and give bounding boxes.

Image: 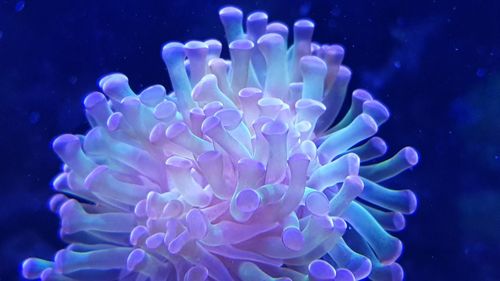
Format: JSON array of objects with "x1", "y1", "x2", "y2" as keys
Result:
[{"x1": 1, "y1": 0, "x2": 499, "y2": 280}]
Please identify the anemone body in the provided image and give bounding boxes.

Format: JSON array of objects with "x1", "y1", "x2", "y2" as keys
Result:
[{"x1": 22, "y1": 6, "x2": 418, "y2": 281}]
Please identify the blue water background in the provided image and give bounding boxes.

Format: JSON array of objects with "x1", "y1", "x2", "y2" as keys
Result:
[{"x1": 1, "y1": 0, "x2": 499, "y2": 280}]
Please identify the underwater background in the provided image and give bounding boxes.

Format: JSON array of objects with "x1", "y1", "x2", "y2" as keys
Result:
[{"x1": 1, "y1": 0, "x2": 499, "y2": 280}]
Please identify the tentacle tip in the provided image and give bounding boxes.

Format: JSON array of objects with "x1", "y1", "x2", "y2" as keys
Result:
[
  {"x1": 327, "y1": 44, "x2": 345, "y2": 53},
  {"x1": 337, "y1": 65, "x2": 352, "y2": 78},
  {"x1": 261, "y1": 119, "x2": 288, "y2": 136},
  {"x1": 83, "y1": 91, "x2": 106, "y2": 109},
  {"x1": 229, "y1": 38, "x2": 255, "y2": 50},
  {"x1": 149, "y1": 123, "x2": 167, "y2": 144},
  {"x1": 390, "y1": 263, "x2": 404, "y2": 281},
  {"x1": 363, "y1": 100, "x2": 390, "y2": 126},
  {"x1": 84, "y1": 126, "x2": 106, "y2": 151},
  {"x1": 192, "y1": 74, "x2": 218, "y2": 101},
  {"x1": 205, "y1": 38, "x2": 222, "y2": 48},
  {"x1": 134, "y1": 200, "x2": 147, "y2": 218},
  {"x1": 184, "y1": 40, "x2": 209, "y2": 51},
  {"x1": 238, "y1": 157, "x2": 266, "y2": 170},
  {"x1": 52, "y1": 134, "x2": 80, "y2": 155},
  {"x1": 161, "y1": 42, "x2": 185, "y2": 63},
  {"x1": 101, "y1": 73, "x2": 130, "y2": 97},
  {"x1": 167, "y1": 240, "x2": 183, "y2": 255},
  {"x1": 405, "y1": 190, "x2": 418, "y2": 214},
  {"x1": 162, "y1": 199, "x2": 184, "y2": 218},
  {"x1": 352, "y1": 89, "x2": 373, "y2": 101},
  {"x1": 208, "y1": 57, "x2": 228, "y2": 71},
  {"x1": 186, "y1": 208, "x2": 209, "y2": 239},
  {"x1": 345, "y1": 153, "x2": 361, "y2": 174},
  {"x1": 353, "y1": 258, "x2": 372, "y2": 280},
  {"x1": 300, "y1": 55, "x2": 327, "y2": 74},
  {"x1": 247, "y1": 11, "x2": 268, "y2": 22},
  {"x1": 154, "y1": 101, "x2": 177, "y2": 120},
  {"x1": 295, "y1": 98, "x2": 327, "y2": 112},
  {"x1": 121, "y1": 96, "x2": 141, "y2": 109},
  {"x1": 198, "y1": 150, "x2": 221, "y2": 164},
  {"x1": 53, "y1": 249, "x2": 67, "y2": 273},
  {"x1": 344, "y1": 175, "x2": 364, "y2": 193},
  {"x1": 203, "y1": 101, "x2": 224, "y2": 117},
  {"x1": 371, "y1": 137, "x2": 388, "y2": 155},
  {"x1": 308, "y1": 259, "x2": 336, "y2": 280},
  {"x1": 219, "y1": 6, "x2": 243, "y2": 19},
  {"x1": 380, "y1": 239, "x2": 403, "y2": 265},
  {"x1": 359, "y1": 113, "x2": 378, "y2": 135},
  {"x1": 334, "y1": 268, "x2": 355, "y2": 281},
  {"x1": 238, "y1": 87, "x2": 263, "y2": 99},
  {"x1": 235, "y1": 188, "x2": 260, "y2": 213},
  {"x1": 146, "y1": 233, "x2": 165, "y2": 249},
  {"x1": 51, "y1": 173, "x2": 68, "y2": 192},
  {"x1": 267, "y1": 21, "x2": 288, "y2": 31},
  {"x1": 215, "y1": 108, "x2": 243, "y2": 130},
  {"x1": 294, "y1": 19, "x2": 315, "y2": 31},
  {"x1": 165, "y1": 155, "x2": 192, "y2": 169},
  {"x1": 288, "y1": 152, "x2": 311, "y2": 166},
  {"x1": 107, "y1": 112, "x2": 123, "y2": 132},
  {"x1": 127, "y1": 249, "x2": 146, "y2": 271},
  {"x1": 98, "y1": 72, "x2": 128, "y2": 90},
  {"x1": 165, "y1": 122, "x2": 188, "y2": 140},
  {"x1": 21, "y1": 258, "x2": 44, "y2": 279},
  {"x1": 393, "y1": 212, "x2": 407, "y2": 231},
  {"x1": 333, "y1": 217, "x2": 348, "y2": 233},
  {"x1": 190, "y1": 107, "x2": 205, "y2": 118},
  {"x1": 83, "y1": 165, "x2": 108, "y2": 190},
  {"x1": 58, "y1": 198, "x2": 78, "y2": 217},
  {"x1": 305, "y1": 191, "x2": 329, "y2": 216},
  {"x1": 48, "y1": 194, "x2": 68, "y2": 213},
  {"x1": 282, "y1": 227, "x2": 304, "y2": 251},
  {"x1": 186, "y1": 265, "x2": 209, "y2": 281},
  {"x1": 201, "y1": 115, "x2": 222, "y2": 135},
  {"x1": 276, "y1": 278, "x2": 292, "y2": 281},
  {"x1": 403, "y1": 146, "x2": 419, "y2": 166},
  {"x1": 140, "y1": 84, "x2": 166, "y2": 106},
  {"x1": 257, "y1": 33, "x2": 285, "y2": 49},
  {"x1": 41, "y1": 268, "x2": 58, "y2": 281},
  {"x1": 58, "y1": 199, "x2": 83, "y2": 234},
  {"x1": 130, "y1": 226, "x2": 149, "y2": 246}
]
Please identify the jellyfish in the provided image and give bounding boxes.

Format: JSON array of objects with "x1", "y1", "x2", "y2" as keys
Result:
[{"x1": 22, "y1": 6, "x2": 418, "y2": 281}]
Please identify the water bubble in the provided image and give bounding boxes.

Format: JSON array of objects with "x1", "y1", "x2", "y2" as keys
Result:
[
  {"x1": 69, "y1": 76, "x2": 78, "y2": 85},
  {"x1": 476, "y1": 68, "x2": 486, "y2": 78},
  {"x1": 15, "y1": 1, "x2": 25, "y2": 12},
  {"x1": 29, "y1": 112, "x2": 40, "y2": 125},
  {"x1": 299, "y1": 2, "x2": 311, "y2": 16}
]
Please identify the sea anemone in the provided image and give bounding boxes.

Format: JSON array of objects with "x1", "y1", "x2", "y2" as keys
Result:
[{"x1": 22, "y1": 6, "x2": 418, "y2": 281}]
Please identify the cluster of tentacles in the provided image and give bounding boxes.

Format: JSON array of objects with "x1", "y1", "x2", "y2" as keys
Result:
[{"x1": 22, "y1": 6, "x2": 418, "y2": 281}]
